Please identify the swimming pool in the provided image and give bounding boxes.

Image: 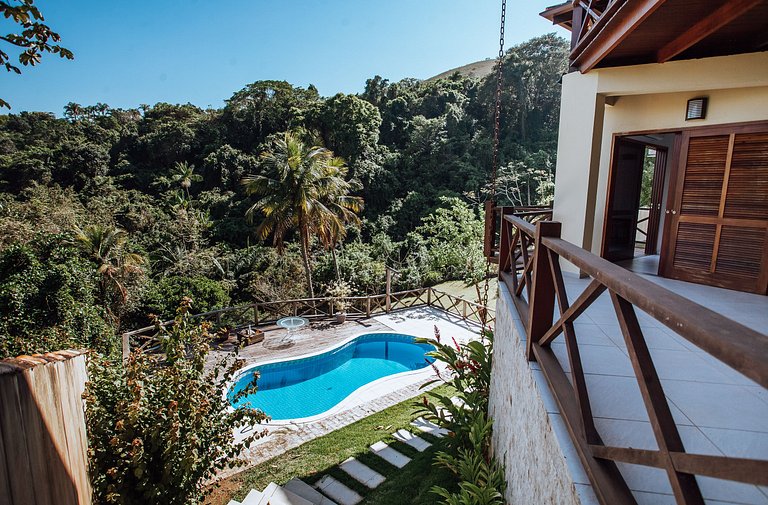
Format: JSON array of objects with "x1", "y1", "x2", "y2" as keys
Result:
[{"x1": 228, "y1": 333, "x2": 435, "y2": 421}]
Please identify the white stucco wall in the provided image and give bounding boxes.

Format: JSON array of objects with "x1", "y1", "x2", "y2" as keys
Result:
[{"x1": 551, "y1": 51, "x2": 768, "y2": 264}]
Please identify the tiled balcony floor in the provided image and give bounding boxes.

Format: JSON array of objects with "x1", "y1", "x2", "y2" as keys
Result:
[{"x1": 514, "y1": 270, "x2": 768, "y2": 505}]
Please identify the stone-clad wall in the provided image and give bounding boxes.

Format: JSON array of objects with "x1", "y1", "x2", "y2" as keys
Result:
[{"x1": 489, "y1": 284, "x2": 582, "y2": 505}]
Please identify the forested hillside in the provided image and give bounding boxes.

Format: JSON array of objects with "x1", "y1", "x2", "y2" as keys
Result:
[{"x1": 0, "y1": 34, "x2": 568, "y2": 358}]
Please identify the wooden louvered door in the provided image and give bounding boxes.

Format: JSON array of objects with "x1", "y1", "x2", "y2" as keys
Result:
[{"x1": 661, "y1": 123, "x2": 768, "y2": 294}]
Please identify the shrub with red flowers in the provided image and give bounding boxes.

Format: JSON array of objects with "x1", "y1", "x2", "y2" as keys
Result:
[
  {"x1": 83, "y1": 298, "x2": 267, "y2": 504},
  {"x1": 416, "y1": 326, "x2": 506, "y2": 505}
]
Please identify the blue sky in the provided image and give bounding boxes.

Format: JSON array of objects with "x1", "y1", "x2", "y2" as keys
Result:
[{"x1": 2, "y1": 1, "x2": 560, "y2": 114}]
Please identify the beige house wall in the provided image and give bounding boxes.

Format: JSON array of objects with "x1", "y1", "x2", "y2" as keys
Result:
[{"x1": 551, "y1": 51, "x2": 768, "y2": 266}]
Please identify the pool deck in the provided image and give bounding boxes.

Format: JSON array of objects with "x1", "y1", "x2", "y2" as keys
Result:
[{"x1": 216, "y1": 305, "x2": 482, "y2": 480}]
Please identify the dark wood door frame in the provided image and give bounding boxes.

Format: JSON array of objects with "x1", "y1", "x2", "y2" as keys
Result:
[{"x1": 601, "y1": 135, "x2": 670, "y2": 262}]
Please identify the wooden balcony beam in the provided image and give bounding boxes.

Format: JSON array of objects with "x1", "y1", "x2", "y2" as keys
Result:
[
  {"x1": 572, "y1": 0, "x2": 667, "y2": 72},
  {"x1": 656, "y1": 0, "x2": 762, "y2": 63}
]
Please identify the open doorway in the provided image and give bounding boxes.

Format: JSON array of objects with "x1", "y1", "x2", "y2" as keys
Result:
[{"x1": 601, "y1": 133, "x2": 676, "y2": 272}]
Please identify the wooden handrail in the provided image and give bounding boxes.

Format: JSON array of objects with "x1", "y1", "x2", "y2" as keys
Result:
[
  {"x1": 498, "y1": 214, "x2": 768, "y2": 505},
  {"x1": 503, "y1": 213, "x2": 537, "y2": 238},
  {"x1": 542, "y1": 235, "x2": 768, "y2": 388}
]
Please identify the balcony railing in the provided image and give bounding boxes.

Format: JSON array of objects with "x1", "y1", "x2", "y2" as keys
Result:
[
  {"x1": 498, "y1": 211, "x2": 768, "y2": 505},
  {"x1": 483, "y1": 201, "x2": 551, "y2": 263}
]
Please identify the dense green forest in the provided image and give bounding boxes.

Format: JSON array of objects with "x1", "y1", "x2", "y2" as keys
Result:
[{"x1": 0, "y1": 34, "x2": 568, "y2": 358}]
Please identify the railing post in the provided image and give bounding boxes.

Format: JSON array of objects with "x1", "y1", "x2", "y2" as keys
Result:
[
  {"x1": 526, "y1": 221, "x2": 561, "y2": 361},
  {"x1": 427, "y1": 288, "x2": 432, "y2": 306},
  {"x1": 462, "y1": 300, "x2": 468, "y2": 320},
  {"x1": 366, "y1": 296, "x2": 372, "y2": 317},
  {"x1": 385, "y1": 268, "x2": 392, "y2": 313},
  {"x1": 498, "y1": 215, "x2": 513, "y2": 274}
]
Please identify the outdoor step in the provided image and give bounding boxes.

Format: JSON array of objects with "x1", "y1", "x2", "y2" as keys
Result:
[
  {"x1": 315, "y1": 475, "x2": 363, "y2": 505},
  {"x1": 257, "y1": 482, "x2": 313, "y2": 505},
  {"x1": 451, "y1": 396, "x2": 468, "y2": 408},
  {"x1": 369, "y1": 441, "x2": 411, "y2": 469},
  {"x1": 411, "y1": 417, "x2": 449, "y2": 438},
  {"x1": 240, "y1": 488, "x2": 263, "y2": 505},
  {"x1": 392, "y1": 429, "x2": 432, "y2": 452},
  {"x1": 339, "y1": 457, "x2": 386, "y2": 489},
  {"x1": 284, "y1": 478, "x2": 338, "y2": 505},
  {"x1": 226, "y1": 500, "x2": 242, "y2": 505}
]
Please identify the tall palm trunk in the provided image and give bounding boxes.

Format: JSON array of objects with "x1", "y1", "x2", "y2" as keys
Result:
[
  {"x1": 331, "y1": 246, "x2": 341, "y2": 282},
  {"x1": 299, "y1": 220, "x2": 315, "y2": 298}
]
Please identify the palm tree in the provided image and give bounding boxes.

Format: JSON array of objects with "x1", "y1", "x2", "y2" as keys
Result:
[
  {"x1": 170, "y1": 161, "x2": 202, "y2": 202},
  {"x1": 241, "y1": 132, "x2": 362, "y2": 297},
  {"x1": 74, "y1": 224, "x2": 144, "y2": 320}
]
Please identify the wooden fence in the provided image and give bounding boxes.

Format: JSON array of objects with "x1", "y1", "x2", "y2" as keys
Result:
[
  {"x1": 122, "y1": 287, "x2": 494, "y2": 360},
  {"x1": 0, "y1": 350, "x2": 91, "y2": 505},
  {"x1": 498, "y1": 212, "x2": 768, "y2": 505}
]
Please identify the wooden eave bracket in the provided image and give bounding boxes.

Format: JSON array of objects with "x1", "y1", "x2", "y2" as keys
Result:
[{"x1": 571, "y1": 0, "x2": 668, "y2": 72}]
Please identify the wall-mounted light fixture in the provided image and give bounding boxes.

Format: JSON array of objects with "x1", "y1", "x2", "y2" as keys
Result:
[{"x1": 686, "y1": 97, "x2": 708, "y2": 120}]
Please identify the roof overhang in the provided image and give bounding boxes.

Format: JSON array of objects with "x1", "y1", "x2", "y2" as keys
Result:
[{"x1": 541, "y1": 0, "x2": 768, "y2": 73}]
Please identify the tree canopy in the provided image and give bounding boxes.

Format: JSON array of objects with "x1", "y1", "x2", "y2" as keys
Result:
[{"x1": 0, "y1": 33, "x2": 568, "y2": 357}]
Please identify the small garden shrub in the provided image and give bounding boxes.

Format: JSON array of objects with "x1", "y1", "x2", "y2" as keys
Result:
[
  {"x1": 417, "y1": 327, "x2": 506, "y2": 505},
  {"x1": 84, "y1": 298, "x2": 266, "y2": 504}
]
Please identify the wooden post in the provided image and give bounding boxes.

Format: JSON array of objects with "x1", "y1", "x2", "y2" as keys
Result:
[
  {"x1": 571, "y1": 3, "x2": 584, "y2": 51},
  {"x1": 427, "y1": 288, "x2": 432, "y2": 307},
  {"x1": 498, "y1": 216, "x2": 513, "y2": 274},
  {"x1": 366, "y1": 296, "x2": 371, "y2": 317},
  {"x1": 526, "y1": 221, "x2": 561, "y2": 361},
  {"x1": 385, "y1": 267, "x2": 393, "y2": 313}
]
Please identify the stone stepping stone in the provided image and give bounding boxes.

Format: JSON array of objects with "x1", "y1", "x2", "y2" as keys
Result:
[
  {"x1": 340, "y1": 457, "x2": 386, "y2": 489},
  {"x1": 411, "y1": 417, "x2": 449, "y2": 438},
  {"x1": 315, "y1": 475, "x2": 363, "y2": 505},
  {"x1": 284, "y1": 478, "x2": 338, "y2": 505},
  {"x1": 451, "y1": 396, "x2": 468, "y2": 408},
  {"x1": 257, "y1": 483, "x2": 313, "y2": 505},
  {"x1": 392, "y1": 429, "x2": 432, "y2": 452},
  {"x1": 239, "y1": 488, "x2": 263, "y2": 505},
  {"x1": 370, "y1": 441, "x2": 411, "y2": 469}
]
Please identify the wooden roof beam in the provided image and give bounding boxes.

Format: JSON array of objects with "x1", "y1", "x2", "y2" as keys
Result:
[
  {"x1": 572, "y1": 0, "x2": 668, "y2": 73},
  {"x1": 656, "y1": 0, "x2": 763, "y2": 63}
]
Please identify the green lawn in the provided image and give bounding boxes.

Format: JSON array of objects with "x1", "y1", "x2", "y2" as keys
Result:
[
  {"x1": 433, "y1": 279, "x2": 498, "y2": 306},
  {"x1": 206, "y1": 385, "x2": 456, "y2": 505}
]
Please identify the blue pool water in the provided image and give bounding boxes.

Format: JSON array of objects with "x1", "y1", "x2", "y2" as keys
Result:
[{"x1": 229, "y1": 333, "x2": 435, "y2": 420}]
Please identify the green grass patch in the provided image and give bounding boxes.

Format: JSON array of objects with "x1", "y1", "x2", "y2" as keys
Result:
[
  {"x1": 217, "y1": 385, "x2": 456, "y2": 503},
  {"x1": 363, "y1": 437, "x2": 456, "y2": 505}
]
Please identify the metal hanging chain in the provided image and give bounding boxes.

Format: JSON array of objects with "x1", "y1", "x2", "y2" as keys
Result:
[{"x1": 481, "y1": 0, "x2": 506, "y2": 334}]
